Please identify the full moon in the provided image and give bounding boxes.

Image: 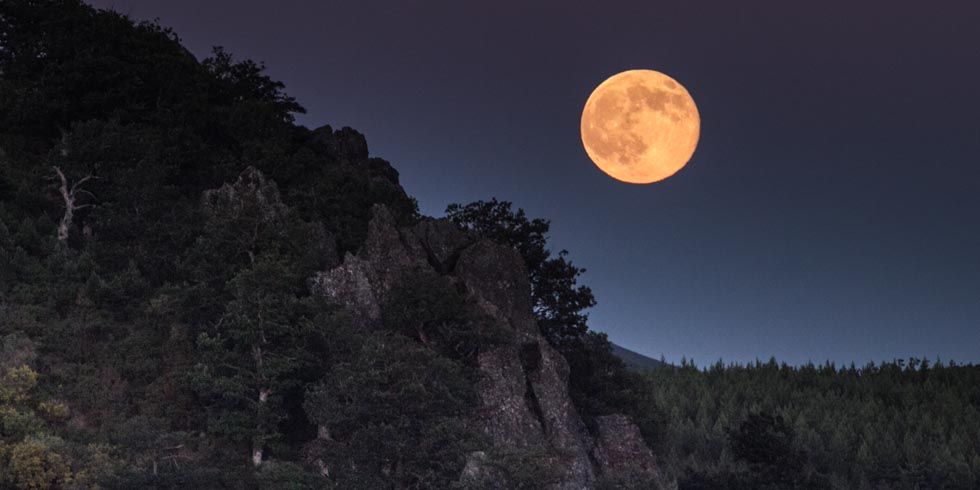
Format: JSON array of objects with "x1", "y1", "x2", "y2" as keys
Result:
[{"x1": 581, "y1": 70, "x2": 700, "y2": 184}]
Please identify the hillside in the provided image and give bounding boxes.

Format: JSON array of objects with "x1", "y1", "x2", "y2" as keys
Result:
[
  {"x1": 0, "y1": 2, "x2": 659, "y2": 488},
  {"x1": 611, "y1": 343, "x2": 666, "y2": 372}
]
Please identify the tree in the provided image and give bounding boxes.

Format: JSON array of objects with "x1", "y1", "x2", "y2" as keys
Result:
[
  {"x1": 201, "y1": 47, "x2": 305, "y2": 125},
  {"x1": 187, "y1": 168, "x2": 327, "y2": 468},
  {"x1": 189, "y1": 263, "x2": 309, "y2": 467},
  {"x1": 446, "y1": 199, "x2": 644, "y2": 422},
  {"x1": 50, "y1": 166, "x2": 96, "y2": 242},
  {"x1": 729, "y1": 412, "x2": 808, "y2": 488},
  {"x1": 445, "y1": 199, "x2": 595, "y2": 347},
  {"x1": 303, "y1": 331, "x2": 482, "y2": 488},
  {"x1": 382, "y1": 267, "x2": 510, "y2": 361},
  {"x1": 0, "y1": 1, "x2": 461, "y2": 485},
  {"x1": 0, "y1": 351, "x2": 115, "y2": 488}
]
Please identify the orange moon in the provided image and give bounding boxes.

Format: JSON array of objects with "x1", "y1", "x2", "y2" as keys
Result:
[{"x1": 581, "y1": 70, "x2": 700, "y2": 184}]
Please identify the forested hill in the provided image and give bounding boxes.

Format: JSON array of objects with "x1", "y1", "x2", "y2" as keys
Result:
[{"x1": 0, "y1": 1, "x2": 660, "y2": 488}]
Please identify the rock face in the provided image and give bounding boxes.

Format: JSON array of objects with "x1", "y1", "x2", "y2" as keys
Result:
[
  {"x1": 311, "y1": 125, "x2": 369, "y2": 162},
  {"x1": 314, "y1": 205, "x2": 657, "y2": 488},
  {"x1": 592, "y1": 414, "x2": 658, "y2": 474},
  {"x1": 311, "y1": 255, "x2": 379, "y2": 325}
]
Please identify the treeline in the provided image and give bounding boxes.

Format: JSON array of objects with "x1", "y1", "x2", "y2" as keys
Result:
[{"x1": 645, "y1": 358, "x2": 980, "y2": 489}]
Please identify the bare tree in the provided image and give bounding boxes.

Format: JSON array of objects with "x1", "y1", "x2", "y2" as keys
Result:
[{"x1": 52, "y1": 166, "x2": 96, "y2": 241}]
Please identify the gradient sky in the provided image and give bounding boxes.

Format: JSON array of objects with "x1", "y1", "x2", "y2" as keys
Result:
[{"x1": 87, "y1": 0, "x2": 980, "y2": 365}]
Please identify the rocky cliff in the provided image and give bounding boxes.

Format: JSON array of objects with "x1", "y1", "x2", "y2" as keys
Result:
[{"x1": 314, "y1": 205, "x2": 658, "y2": 488}]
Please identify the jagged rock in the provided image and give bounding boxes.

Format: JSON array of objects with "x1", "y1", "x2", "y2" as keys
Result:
[
  {"x1": 592, "y1": 414, "x2": 658, "y2": 474},
  {"x1": 311, "y1": 254, "x2": 379, "y2": 326},
  {"x1": 314, "y1": 205, "x2": 426, "y2": 325},
  {"x1": 525, "y1": 339, "x2": 596, "y2": 487},
  {"x1": 201, "y1": 166, "x2": 286, "y2": 222},
  {"x1": 455, "y1": 239, "x2": 538, "y2": 338},
  {"x1": 475, "y1": 346, "x2": 545, "y2": 448},
  {"x1": 333, "y1": 127, "x2": 369, "y2": 161},
  {"x1": 311, "y1": 125, "x2": 369, "y2": 162},
  {"x1": 454, "y1": 237, "x2": 596, "y2": 487},
  {"x1": 358, "y1": 205, "x2": 427, "y2": 302},
  {"x1": 365, "y1": 157, "x2": 402, "y2": 184},
  {"x1": 407, "y1": 218, "x2": 475, "y2": 273},
  {"x1": 311, "y1": 205, "x2": 654, "y2": 489}
]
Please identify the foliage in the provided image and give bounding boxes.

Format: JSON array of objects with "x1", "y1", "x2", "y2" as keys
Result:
[
  {"x1": 0, "y1": 0, "x2": 417, "y2": 485},
  {"x1": 465, "y1": 446, "x2": 569, "y2": 489},
  {"x1": 645, "y1": 358, "x2": 980, "y2": 489},
  {"x1": 446, "y1": 199, "x2": 595, "y2": 346},
  {"x1": 382, "y1": 267, "x2": 511, "y2": 361},
  {"x1": 595, "y1": 466, "x2": 672, "y2": 490},
  {"x1": 446, "y1": 199, "x2": 654, "y2": 433},
  {"x1": 0, "y1": 361, "x2": 118, "y2": 489},
  {"x1": 303, "y1": 331, "x2": 484, "y2": 489},
  {"x1": 0, "y1": 435, "x2": 74, "y2": 490}
]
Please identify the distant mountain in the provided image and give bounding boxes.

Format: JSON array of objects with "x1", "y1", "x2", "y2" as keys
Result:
[{"x1": 611, "y1": 343, "x2": 667, "y2": 372}]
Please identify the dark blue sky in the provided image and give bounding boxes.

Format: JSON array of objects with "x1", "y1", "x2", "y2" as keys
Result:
[{"x1": 88, "y1": 0, "x2": 980, "y2": 365}]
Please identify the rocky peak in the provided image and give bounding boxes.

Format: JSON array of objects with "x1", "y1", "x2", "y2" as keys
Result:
[
  {"x1": 311, "y1": 125, "x2": 370, "y2": 162},
  {"x1": 313, "y1": 205, "x2": 658, "y2": 488},
  {"x1": 201, "y1": 166, "x2": 286, "y2": 222}
]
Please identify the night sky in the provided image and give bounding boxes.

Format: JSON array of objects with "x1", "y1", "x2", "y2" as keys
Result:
[{"x1": 87, "y1": 0, "x2": 980, "y2": 365}]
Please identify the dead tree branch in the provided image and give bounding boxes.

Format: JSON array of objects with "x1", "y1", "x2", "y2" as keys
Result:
[{"x1": 52, "y1": 166, "x2": 97, "y2": 241}]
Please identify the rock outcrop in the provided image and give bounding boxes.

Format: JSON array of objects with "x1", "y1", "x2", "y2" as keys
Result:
[
  {"x1": 313, "y1": 205, "x2": 657, "y2": 488},
  {"x1": 592, "y1": 414, "x2": 658, "y2": 474}
]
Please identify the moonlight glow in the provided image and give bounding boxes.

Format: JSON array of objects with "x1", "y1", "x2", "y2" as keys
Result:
[{"x1": 581, "y1": 70, "x2": 700, "y2": 184}]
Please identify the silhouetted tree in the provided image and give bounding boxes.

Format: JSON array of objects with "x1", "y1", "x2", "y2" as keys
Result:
[
  {"x1": 729, "y1": 412, "x2": 807, "y2": 488},
  {"x1": 446, "y1": 199, "x2": 650, "y2": 431},
  {"x1": 446, "y1": 199, "x2": 595, "y2": 347}
]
